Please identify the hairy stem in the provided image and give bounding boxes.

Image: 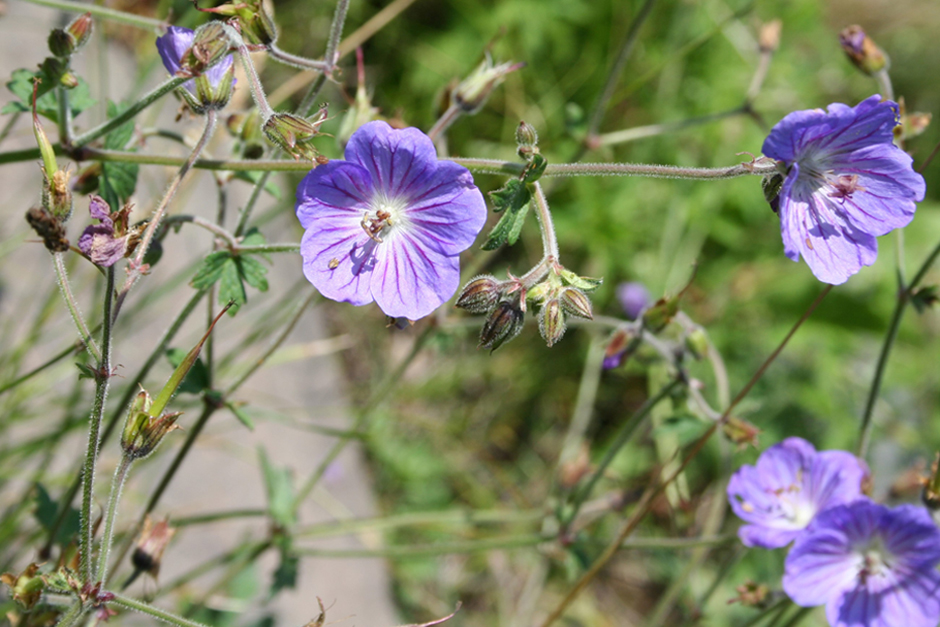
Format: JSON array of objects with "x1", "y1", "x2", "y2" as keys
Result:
[
  {"x1": 109, "y1": 593, "x2": 212, "y2": 627},
  {"x1": 53, "y1": 253, "x2": 101, "y2": 362},
  {"x1": 96, "y1": 457, "x2": 133, "y2": 586}
]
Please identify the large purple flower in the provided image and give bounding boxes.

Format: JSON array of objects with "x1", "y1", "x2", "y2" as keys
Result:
[
  {"x1": 784, "y1": 501, "x2": 940, "y2": 627},
  {"x1": 762, "y1": 95, "x2": 926, "y2": 284},
  {"x1": 156, "y1": 26, "x2": 233, "y2": 95},
  {"x1": 727, "y1": 437, "x2": 866, "y2": 548},
  {"x1": 295, "y1": 121, "x2": 487, "y2": 320}
]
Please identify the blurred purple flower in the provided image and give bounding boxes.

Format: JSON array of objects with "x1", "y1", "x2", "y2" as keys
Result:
[
  {"x1": 78, "y1": 195, "x2": 127, "y2": 267},
  {"x1": 784, "y1": 501, "x2": 940, "y2": 627},
  {"x1": 727, "y1": 437, "x2": 866, "y2": 548},
  {"x1": 156, "y1": 26, "x2": 233, "y2": 94},
  {"x1": 762, "y1": 95, "x2": 925, "y2": 284},
  {"x1": 616, "y1": 281, "x2": 651, "y2": 320},
  {"x1": 295, "y1": 121, "x2": 487, "y2": 320}
]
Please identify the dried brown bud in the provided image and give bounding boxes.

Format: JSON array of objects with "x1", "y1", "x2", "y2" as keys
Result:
[
  {"x1": 839, "y1": 25, "x2": 888, "y2": 76},
  {"x1": 758, "y1": 20, "x2": 782, "y2": 53},
  {"x1": 721, "y1": 416, "x2": 760, "y2": 450},
  {"x1": 729, "y1": 581, "x2": 770, "y2": 608},
  {"x1": 131, "y1": 516, "x2": 176, "y2": 579},
  {"x1": 26, "y1": 207, "x2": 69, "y2": 253}
]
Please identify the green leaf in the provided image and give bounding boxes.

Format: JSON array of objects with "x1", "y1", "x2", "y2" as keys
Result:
[
  {"x1": 521, "y1": 153, "x2": 548, "y2": 183},
  {"x1": 481, "y1": 179, "x2": 531, "y2": 250},
  {"x1": 75, "y1": 362, "x2": 97, "y2": 380},
  {"x1": 258, "y1": 448, "x2": 295, "y2": 528},
  {"x1": 225, "y1": 401, "x2": 255, "y2": 430},
  {"x1": 2, "y1": 68, "x2": 95, "y2": 121},
  {"x1": 218, "y1": 256, "x2": 246, "y2": 315},
  {"x1": 191, "y1": 251, "x2": 233, "y2": 290},
  {"x1": 270, "y1": 544, "x2": 299, "y2": 597},
  {"x1": 99, "y1": 101, "x2": 138, "y2": 210},
  {"x1": 33, "y1": 483, "x2": 81, "y2": 547},
  {"x1": 238, "y1": 255, "x2": 269, "y2": 292},
  {"x1": 165, "y1": 347, "x2": 209, "y2": 395}
]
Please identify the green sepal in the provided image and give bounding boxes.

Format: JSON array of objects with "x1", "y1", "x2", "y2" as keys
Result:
[
  {"x1": 482, "y1": 179, "x2": 531, "y2": 250},
  {"x1": 521, "y1": 153, "x2": 548, "y2": 183},
  {"x1": 558, "y1": 267, "x2": 603, "y2": 292}
]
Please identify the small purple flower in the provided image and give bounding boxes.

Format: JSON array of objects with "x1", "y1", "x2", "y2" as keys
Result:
[
  {"x1": 762, "y1": 95, "x2": 925, "y2": 284},
  {"x1": 727, "y1": 437, "x2": 866, "y2": 548},
  {"x1": 784, "y1": 501, "x2": 940, "y2": 627},
  {"x1": 78, "y1": 195, "x2": 127, "y2": 267},
  {"x1": 156, "y1": 26, "x2": 233, "y2": 95},
  {"x1": 295, "y1": 121, "x2": 487, "y2": 320},
  {"x1": 616, "y1": 281, "x2": 651, "y2": 320}
]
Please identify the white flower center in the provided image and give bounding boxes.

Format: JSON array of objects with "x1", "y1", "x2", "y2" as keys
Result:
[{"x1": 361, "y1": 196, "x2": 409, "y2": 243}]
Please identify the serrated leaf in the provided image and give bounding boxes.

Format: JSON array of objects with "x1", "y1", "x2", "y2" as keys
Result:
[
  {"x1": 488, "y1": 178, "x2": 530, "y2": 214},
  {"x1": 104, "y1": 101, "x2": 135, "y2": 150},
  {"x1": 3, "y1": 68, "x2": 95, "y2": 121},
  {"x1": 191, "y1": 251, "x2": 232, "y2": 290},
  {"x1": 34, "y1": 483, "x2": 81, "y2": 547},
  {"x1": 482, "y1": 201, "x2": 529, "y2": 250},
  {"x1": 165, "y1": 347, "x2": 209, "y2": 395},
  {"x1": 219, "y1": 256, "x2": 246, "y2": 315},
  {"x1": 238, "y1": 255, "x2": 269, "y2": 292},
  {"x1": 270, "y1": 546, "x2": 299, "y2": 597}
]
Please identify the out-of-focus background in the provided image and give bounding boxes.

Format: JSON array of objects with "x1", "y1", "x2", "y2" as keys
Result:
[{"x1": 1, "y1": 0, "x2": 939, "y2": 625}]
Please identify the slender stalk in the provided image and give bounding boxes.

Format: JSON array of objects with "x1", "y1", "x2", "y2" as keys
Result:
[
  {"x1": 563, "y1": 378, "x2": 682, "y2": 528},
  {"x1": 96, "y1": 457, "x2": 133, "y2": 586},
  {"x1": 57, "y1": 86, "x2": 73, "y2": 148},
  {"x1": 597, "y1": 108, "x2": 742, "y2": 148},
  {"x1": 531, "y1": 182, "x2": 560, "y2": 260},
  {"x1": 80, "y1": 266, "x2": 115, "y2": 584},
  {"x1": 427, "y1": 103, "x2": 463, "y2": 143},
  {"x1": 559, "y1": 339, "x2": 605, "y2": 464},
  {"x1": 231, "y1": 39, "x2": 274, "y2": 119},
  {"x1": 266, "y1": 45, "x2": 330, "y2": 72},
  {"x1": 857, "y1": 292, "x2": 906, "y2": 458},
  {"x1": 295, "y1": 508, "x2": 543, "y2": 539},
  {"x1": 161, "y1": 215, "x2": 239, "y2": 249},
  {"x1": 21, "y1": 0, "x2": 164, "y2": 28},
  {"x1": 296, "y1": 534, "x2": 545, "y2": 559},
  {"x1": 585, "y1": 0, "x2": 659, "y2": 139},
  {"x1": 233, "y1": 242, "x2": 300, "y2": 254},
  {"x1": 53, "y1": 600, "x2": 85, "y2": 627},
  {"x1": 233, "y1": 171, "x2": 271, "y2": 237},
  {"x1": 323, "y1": 0, "x2": 350, "y2": 72},
  {"x1": 72, "y1": 77, "x2": 188, "y2": 148},
  {"x1": 0, "y1": 112, "x2": 20, "y2": 146},
  {"x1": 53, "y1": 253, "x2": 101, "y2": 362},
  {"x1": 109, "y1": 593, "x2": 212, "y2": 627},
  {"x1": 296, "y1": 74, "x2": 329, "y2": 118}
]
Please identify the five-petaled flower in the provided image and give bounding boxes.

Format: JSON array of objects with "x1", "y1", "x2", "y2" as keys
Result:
[
  {"x1": 295, "y1": 121, "x2": 487, "y2": 320},
  {"x1": 727, "y1": 437, "x2": 866, "y2": 548},
  {"x1": 784, "y1": 500, "x2": 940, "y2": 627},
  {"x1": 762, "y1": 95, "x2": 925, "y2": 284}
]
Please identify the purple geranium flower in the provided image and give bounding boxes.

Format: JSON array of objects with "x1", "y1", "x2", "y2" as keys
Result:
[
  {"x1": 78, "y1": 195, "x2": 128, "y2": 267},
  {"x1": 616, "y1": 281, "x2": 651, "y2": 320},
  {"x1": 784, "y1": 501, "x2": 940, "y2": 627},
  {"x1": 727, "y1": 437, "x2": 866, "y2": 548},
  {"x1": 295, "y1": 121, "x2": 487, "y2": 320},
  {"x1": 156, "y1": 26, "x2": 233, "y2": 94},
  {"x1": 762, "y1": 95, "x2": 925, "y2": 284}
]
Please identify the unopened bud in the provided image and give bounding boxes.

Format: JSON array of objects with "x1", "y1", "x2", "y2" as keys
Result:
[
  {"x1": 602, "y1": 327, "x2": 638, "y2": 370},
  {"x1": 839, "y1": 25, "x2": 888, "y2": 76},
  {"x1": 455, "y1": 275, "x2": 502, "y2": 314},
  {"x1": 0, "y1": 564, "x2": 43, "y2": 609},
  {"x1": 40, "y1": 56, "x2": 78, "y2": 89},
  {"x1": 684, "y1": 328, "x2": 709, "y2": 360},
  {"x1": 48, "y1": 29, "x2": 75, "y2": 58},
  {"x1": 515, "y1": 120, "x2": 539, "y2": 159},
  {"x1": 560, "y1": 287, "x2": 592, "y2": 320},
  {"x1": 131, "y1": 516, "x2": 176, "y2": 579},
  {"x1": 195, "y1": 0, "x2": 277, "y2": 45},
  {"x1": 263, "y1": 110, "x2": 325, "y2": 161},
  {"x1": 121, "y1": 390, "x2": 182, "y2": 460},
  {"x1": 896, "y1": 99, "x2": 931, "y2": 141},
  {"x1": 762, "y1": 172, "x2": 784, "y2": 213},
  {"x1": 758, "y1": 19, "x2": 781, "y2": 53},
  {"x1": 538, "y1": 298, "x2": 566, "y2": 347},
  {"x1": 479, "y1": 300, "x2": 525, "y2": 352},
  {"x1": 721, "y1": 417, "x2": 760, "y2": 450},
  {"x1": 642, "y1": 295, "x2": 679, "y2": 333},
  {"x1": 189, "y1": 22, "x2": 231, "y2": 72},
  {"x1": 66, "y1": 13, "x2": 94, "y2": 52},
  {"x1": 558, "y1": 444, "x2": 591, "y2": 489},
  {"x1": 452, "y1": 54, "x2": 524, "y2": 115},
  {"x1": 26, "y1": 207, "x2": 69, "y2": 253},
  {"x1": 616, "y1": 282, "x2": 650, "y2": 320},
  {"x1": 194, "y1": 62, "x2": 236, "y2": 111}
]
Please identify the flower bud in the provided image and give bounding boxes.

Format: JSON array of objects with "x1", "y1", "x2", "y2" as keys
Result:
[
  {"x1": 602, "y1": 327, "x2": 638, "y2": 370},
  {"x1": 131, "y1": 516, "x2": 176, "y2": 580},
  {"x1": 758, "y1": 19, "x2": 781, "y2": 53},
  {"x1": 26, "y1": 207, "x2": 69, "y2": 253},
  {"x1": 721, "y1": 416, "x2": 760, "y2": 450},
  {"x1": 263, "y1": 110, "x2": 326, "y2": 161},
  {"x1": 479, "y1": 300, "x2": 525, "y2": 352},
  {"x1": 515, "y1": 120, "x2": 539, "y2": 160},
  {"x1": 194, "y1": 62, "x2": 236, "y2": 111},
  {"x1": 684, "y1": 327, "x2": 709, "y2": 360},
  {"x1": 48, "y1": 13, "x2": 93, "y2": 57},
  {"x1": 923, "y1": 453, "x2": 940, "y2": 511},
  {"x1": 121, "y1": 390, "x2": 182, "y2": 460},
  {"x1": 451, "y1": 54, "x2": 524, "y2": 115},
  {"x1": 762, "y1": 172, "x2": 784, "y2": 213},
  {"x1": 66, "y1": 13, "x2": 94, "y2": 52},
  {"x1": 455, "y1": 275, "x2": 502, "y2": 313},
  {"x1": 538, "y1": 298, "x2": 566, "y2": 347},
  {"x1": 190, "y1": 22, "x2": 232, "y2": 72},
  {"x1": 48, "y1": 28, "x2": 75, "y2": 58},
  {"x1": 560, "y1": 287, "x2": 593, "y2": 320},
  {"x1": 194, "y1": 0, "x2": 277, "y2": 45},
  {"x1": 0, "y1": 564, "x2": 44, "y2": 609},
  {"x1": 839, "y1": 25, "x2": 888, "y2": 76}
]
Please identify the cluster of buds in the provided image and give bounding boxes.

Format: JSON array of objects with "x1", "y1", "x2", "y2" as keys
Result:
[
  {"x1": 457, "y1": 264, "x2": 598, "y2": 350},
  {"x1": 77, "y1": 195, "x2": 142, "y2": 267},
  {"x1": 195, "y1": 0, "x2": 278, "y2": 46},
  {"x1": 839, "y1": 25, "x2": 888, "y2": 76},
  {"x1": 263, "y1": 105, "x2": 330, "y2": 161},
  {"x1": 450, "y1": 52, "x2": 524, "y2": 115},
  {"x1": 121, "y1": 389, "x2": 182, "y2": 460}
]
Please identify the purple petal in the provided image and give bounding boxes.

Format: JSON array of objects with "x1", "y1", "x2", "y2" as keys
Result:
[
  {"x1": 879, "y1": 504, "x2": 940, "y2": 569},
  {"x1": 88, "y1": 194, "x2": 112, "y2": 222},
  {"x1": 344, "y1": 121, "x2": 439, "y2": 199},
  {"x1": 78, "y1": 225, "x2": 125, "y2": 267},
  {"x1": 403, "y1": 160, "x2": 487, "y2": 256},
  {"x1": 155, "y1": 26, "x2": 196, "y2": 92},
  {"x1": 784, "y1": 524, "x2": 862, "y2": 606},
  {"x1": 616, "y1": 282, "x2": 651, "y2": 320},
  {"x1": 804, "y1": 450, "x2": 866, "y2": 513},
  {"x1": 370, "y1": 230, "x2": 461, "y2": 320},
  {"x1": 826, "y1": 566, "x2": 940, "y2": 627},
  {"x1": 778, "y1": 164, "x2": 878, "y2": 284},
  {"x1": 296, "y1": 160, "x2": 373, "y2": 230},
  {"x1": 205, "y1": 55, "x2": 234, "y2": 90}
]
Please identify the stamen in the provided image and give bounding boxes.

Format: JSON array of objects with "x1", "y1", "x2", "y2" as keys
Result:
[{"x1": 828, "y1": 174, "x2": 866, "y2": 201}]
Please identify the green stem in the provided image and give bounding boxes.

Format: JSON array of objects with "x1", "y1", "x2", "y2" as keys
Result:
[
  {"x1": 57, "y1": 85, "x2": 73, "y2": 148},
  {"x1": 233, "y1": 171, "x2": 270, "y2": 237},
  {"x1": 54, "y1": 600, "x2": 85, "y2": 627},
  {"x1": 563, "y1": 378, "x2": 682, "y2": 528},
  {"x1": 267, "y1": 44, "x2": 330, "y2": 72},
  {"x1": 161, "y1": 215, "x2": 239, "y2": 249},
  {"x1": 21, "y1": 0, "x2": 164, "y2": 28},
  {"x1": 109, "y1": 593, "x2": 212, "y2": 627},
  {"x1": 233, "y1": 242, "x2": 299, "y2": 254},
  {"x1": 53, "y1": 253, "x2": 101, "y2": 362},
  {"x1": 531, "y1": 182, "x2": 559, "y2": 261},
  {"x1": 427, "y1": 103, "x2": 463, "y2": 143},
  {"x1": 72, "y1": 77, "x2": 188, "y2": 148},
  {"x1": 597, "y1": 108, "x2": 742, "y2": 148},
  {"x1": 323, "y1": 0, "x2": 350, "y2": 72},
  {"x1": 296, "y1": 534, "x2": 545, "y2": 559},
  {"x1": 96, "y1": 457, "x2": 133, "y2": 586},
  {"x1": 80, "y1": 266, "x2": 115, "y2": 584}
]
